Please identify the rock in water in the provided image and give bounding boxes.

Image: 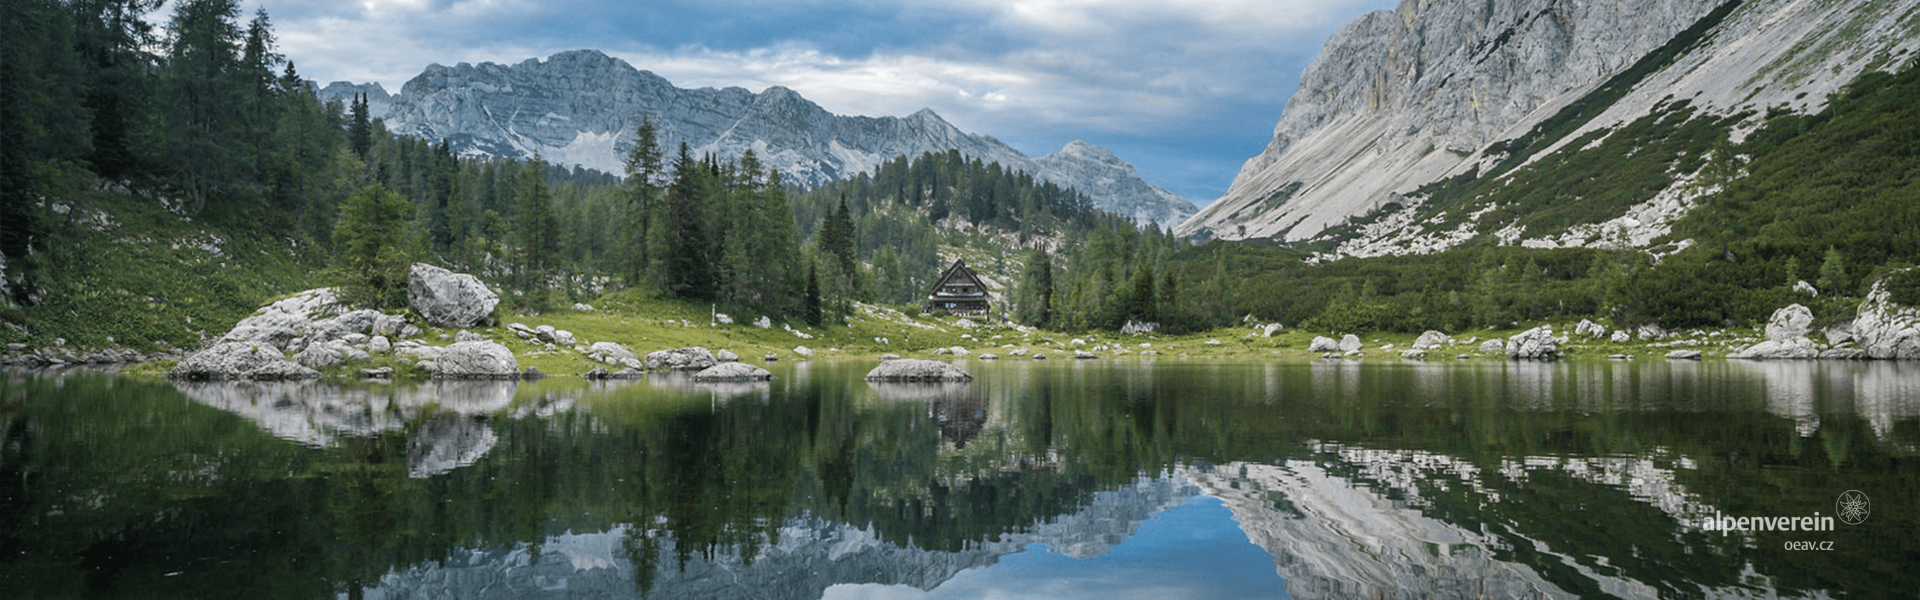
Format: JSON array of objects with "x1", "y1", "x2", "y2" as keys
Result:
[
  {"x1": 1507, "y1": 327, "x2": 1558, "y2": 360},
  {"x1": 407, "y1": 263, "x2": 499, "y2": 328},
  {"x1": 1412, "y1": 331, "x2": 1451, "y2": 349},
  {"x1": 645, "y1": 347, "x2": 717, "y2": 370},
  {"x1": 1731, "y1": 304, "x2": 1820, "y2": 359},
  {"x1": 1666, "y1": 350, "x2": 1702, "y2": 360},
  {"x1": 432, "y1": 341, "x2": 520, "y2": 379},
  {"x1": 865, "y1": 359, "x2": 973, "y2": 382},
  {"x1": 169, "y1": 341, "x2": 321, "y2": 381},
  {"x1": 1763, "y1": 304, "x2": 1814, "y2": 342},
  {"x1": 1851, "y1": 272, "x2": 1920, "y2": 359},
  {"x1": 1308, "y1": 336, "x2": 1341, "y2": 353},
  {"x1": 1338, "y1": 334, "x2": 1362, "y2": 353},
  {"x1": 715, "y1": 349, "x2": 740, "y2": 363},
  {"x1": 692, "y1": 362, "x2": 774, "y2": 382},
  {"x1": 794, "y1": 346, "x2": 816, "y2": 358}
]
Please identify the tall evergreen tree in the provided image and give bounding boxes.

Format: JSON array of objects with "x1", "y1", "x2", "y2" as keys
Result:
[
  {"x1": 1015, "y1": 247, "x2": 1054, "y2": 327},
  {"x1": 158, "y1": 0, "x2": 247, "y2": 212},
  {"x1": 348, "y1": 92, "x2": 371, "y2": 159},
  {"x1": 332, "y1": 182, "x2": 412, "y2": 309},
  {"x1": 803, "y1": 259, "x2": 823, "y2": 327},
  {"x1": 662, "y1": 143, "x2": 713, "y2": 299},
  {"x1": 513, "y1": 159, "x2": 560, "y2": 306},
  {"x1": 623, "y1": 118, "x2": 664, "y2": 286}
]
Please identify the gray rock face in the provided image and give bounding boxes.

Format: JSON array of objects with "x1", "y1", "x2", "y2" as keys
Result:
[
  {"x1": 1033, "y1": 141, "x2": 1194, "y2": 225},
  {"x1": 1308, "y1": 336, "x2": 1341, "y2": 353},
  {"x1": 1479, "y1": 339, "x2": 1506, "y2": 354},
  {"x1": 692, "y1": 362, "x2": 773, "y2": 382},
  {"x1": 407, "y1": 263, "x2": 499, "y2": 328},
  {"x1": 588, "y1": 342, "x2": 637, "y2": 366},
  {"x1": 369, "y1": 335, "x2": 391, "y2": 354},
  {"x1": 293, "y1": 344, "x2": 345, "y2": 370},
  {"x1": 1506, "y1": 327, "x2": 1559, "y2": 360},
  {"x1": 1854, "y1": 271, "x2": 1920, "y2": 359},
  {"x1": 221, "y1": 288, "x2": 340, "y2": 348},
  {"x1": 169, "y1": 341, "x2": 321, "y2": 381},
  {"x1": 1180, "y1": 0, "x2": 1716, "y2": 241},
  {"x1": 318, "y1": 50, "x2": 1191, "y2": 225},
  {"x1": 1611, "y1": 330, "x2": 1632, "y2": 344},
  {"x1": 1338, "y1": 334, "x2": 1362, "y2": 353},
  {"x1": 431, "y1": 341, "x2": 520, "y2": 379},
  {"x1": 1412, "y1": 331, "x2": 1451, "y2": 350},
  {"x1": 865, "y1": 359, "x2": 974, "y2": 382},
  {"x1": 1732, "y1": 304, "x2": 1820, "y2": 359},
  {"x1": 1763, "y1": 304, "x2": 1814, "y2": 342},
  {"x1": 645, "y1": 347, "x2": 717, "y2": 370},
  {"x1": 1182, "y1": 0, "x2": 1920, "y2": 252},
  {"x1": 715, "y1": 349, "x2": 740, "y2": 363},
  {"x1": 1667, "y1": 350, "x2": 1702, "y2": 360},
  {"x1": 1576, "y1": 320, "x2": 1607, "y2": 339}
]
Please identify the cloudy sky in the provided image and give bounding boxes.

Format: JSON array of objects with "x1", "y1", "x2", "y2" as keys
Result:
[{"x1": 233, "y1": 0, "x2": 1399, "y2": 205}]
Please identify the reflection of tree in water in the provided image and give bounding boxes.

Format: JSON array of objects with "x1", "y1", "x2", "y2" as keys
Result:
[{"x1": 5, "y1": 362, "x2": 1919, "y2": 599}]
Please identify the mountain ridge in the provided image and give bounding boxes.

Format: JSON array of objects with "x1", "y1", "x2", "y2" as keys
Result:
[
  {"x1": 1177, "y1": 0, "x2": 1920, "y2": 250},
  {"x1": 318, "y1": 49, "x2": 1197, "y2": 226}
]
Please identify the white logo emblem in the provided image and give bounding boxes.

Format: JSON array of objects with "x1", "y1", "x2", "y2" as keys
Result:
[{"x1": 1838, "y1": 490, "x2": 1870, "y2": 525}]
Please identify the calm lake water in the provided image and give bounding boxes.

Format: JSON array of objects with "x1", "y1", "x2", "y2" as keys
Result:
[{"x1": 3, "y1": 359, "x2": 1918, "y2": 599}]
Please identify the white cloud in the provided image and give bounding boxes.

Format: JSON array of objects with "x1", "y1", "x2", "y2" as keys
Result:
[{"x1": 237, "y1": 0, "x2": 1400, "y2": 200}]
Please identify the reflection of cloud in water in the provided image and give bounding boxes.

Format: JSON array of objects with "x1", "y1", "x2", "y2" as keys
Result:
[
  {"x1": 174, "y1": 380, "x2": 529, "y2": 477},
  {"x1": 359, "y1": 474, "x2": 1201, "y2": 600}
]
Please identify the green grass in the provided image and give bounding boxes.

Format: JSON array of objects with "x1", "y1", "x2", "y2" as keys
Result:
[{"x1": 2, "y1": 187, "x2": 320, "y2": 352}]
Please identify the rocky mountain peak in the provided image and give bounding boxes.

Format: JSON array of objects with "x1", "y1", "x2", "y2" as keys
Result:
[
  {"x1": 320, "y1": 49, "x2": 1196, "y2": 225},
  {"x1": 1180, "y1": 0, "x2": 1920, "y2": 252}
]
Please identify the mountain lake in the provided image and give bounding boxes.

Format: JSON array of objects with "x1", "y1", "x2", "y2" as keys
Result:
[{"x1": 2, "y1": 358, "x2": 1916, "y2": 598}]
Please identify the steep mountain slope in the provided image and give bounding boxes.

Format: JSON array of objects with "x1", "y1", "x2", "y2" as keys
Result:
[
  {"x1": 318, "y1": 50, "x2": 1194, "y2": 225},
  {"x1": 1178, "y1": 0, "x2": 1920, "y2": 247}
]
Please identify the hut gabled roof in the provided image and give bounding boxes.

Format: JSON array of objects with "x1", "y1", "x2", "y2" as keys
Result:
[{"x1": 928, "y1": 259, "x2": 989, "y2": 297}]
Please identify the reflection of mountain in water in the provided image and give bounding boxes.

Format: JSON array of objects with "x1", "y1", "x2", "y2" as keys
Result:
[
  {"x1": 1185, "y1": 443, "x2": 1831, "y2": 599},
  {"x1": 358, "y1": 474, "x2": 1200, "y2": 599},
  {"x1": 172, "y1": 380, "x2": 546, "y2": 477}
]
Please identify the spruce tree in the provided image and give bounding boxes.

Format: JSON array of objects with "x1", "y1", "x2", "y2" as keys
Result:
[
  {"x1": 513, "y1": 160, "x2": 560, "y2": 307},
  {"x1": 348, "y1": 92, "x2": 371, "y2": 159},
  {"x1": 623, "y1": 119, "x2": 664, "y2": 286},
  {"x1": 804, "y1": 260, "x2": 823, "y2": 327},
  {"x1": 662, "y1": 143, "x2": 713, "y2": 299},
  {"x1": 332, "y1": 182, "x2": 412, "y2": 309}
]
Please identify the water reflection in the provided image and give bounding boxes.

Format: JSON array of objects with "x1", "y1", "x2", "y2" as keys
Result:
[{"x1": 1, "y1": 360, "x2": 1916, "y2": 598}]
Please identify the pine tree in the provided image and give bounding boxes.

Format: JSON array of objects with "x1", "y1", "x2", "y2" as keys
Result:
[
  {"x1": 1015, "y1": 247, "x2": 1054, "y2": 327},
  {"x1": 804, "y1": 259, "x2": 823, "y2": 327},
  {"x1": 623, "y1": 118, "x2": 664, "y2": 286},
  {"x1": 159, "y1": 0, "x2": 249, "y2": 212},
  {"x1": 348, "y1": 92, "x2": 371, "y2": 159},
  {"x1": 1817, "y1": 247, "x2": 1848, "y2": 297},
  {"x1": 662, "y1": 143, "x2": 713, "y2": 299},
  {"x1": 332, "y1": 182, "x2": 412, "y2": 309},
  {"x1": 513, "y1": 160, "x2": 560, "y2": 307}
]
